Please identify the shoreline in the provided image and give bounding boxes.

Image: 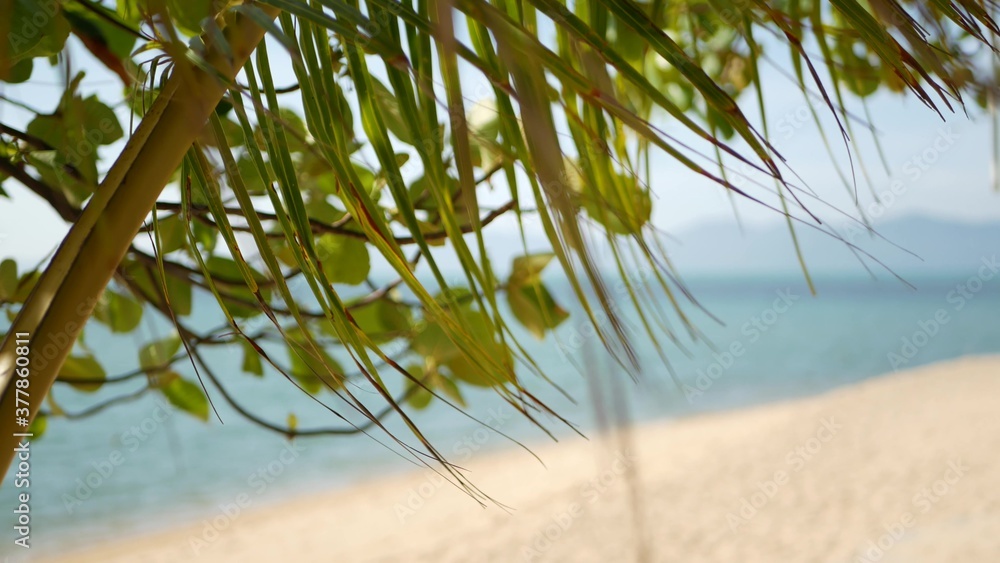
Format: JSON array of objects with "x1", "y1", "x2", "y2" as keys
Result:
[{"x1": 48, "y1": 355, "x2": 1000, "y2": 562}]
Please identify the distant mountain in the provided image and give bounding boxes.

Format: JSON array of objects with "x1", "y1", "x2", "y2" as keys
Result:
[
  {"x1": 664, "y1": 215, "x2": 999, "y2": 277},
  {"x1": 375, "y1": 215, "x2": 997, "y2": 282}
]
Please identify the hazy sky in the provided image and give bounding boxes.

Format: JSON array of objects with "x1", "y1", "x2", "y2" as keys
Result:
[{"x1": 2, "y1": 31, "x2": 998, "y2": 265}]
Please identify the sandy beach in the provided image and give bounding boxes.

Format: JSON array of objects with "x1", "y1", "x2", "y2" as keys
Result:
[{"x1": 52, "y1": 355, "x2": 1000, "y2": 562}]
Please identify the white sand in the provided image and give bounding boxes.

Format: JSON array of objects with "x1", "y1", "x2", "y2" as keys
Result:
[{"x1": 51, "y1": 356, "x2": 1000, "y2": 562}]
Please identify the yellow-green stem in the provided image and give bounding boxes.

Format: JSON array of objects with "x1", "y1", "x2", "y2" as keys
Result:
[{"x1": 0, "y1": 7, "x2": 280, "y2": 481}]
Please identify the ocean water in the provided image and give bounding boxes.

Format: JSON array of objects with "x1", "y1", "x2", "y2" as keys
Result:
[{"x1": 2, "y1": 271, "x2": 999, "y2": 558}]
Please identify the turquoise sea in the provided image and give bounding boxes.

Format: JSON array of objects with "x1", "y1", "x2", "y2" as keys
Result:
[{"x1": 2, "y1": 269, "x2": 1000, "y2": 558}]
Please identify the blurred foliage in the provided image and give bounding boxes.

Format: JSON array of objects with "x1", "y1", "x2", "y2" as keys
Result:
[{"x1": 0, "y1": 0, "x2": 997, "y2": 476}]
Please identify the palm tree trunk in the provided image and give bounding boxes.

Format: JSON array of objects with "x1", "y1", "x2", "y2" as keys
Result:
[{"x1": 0, "y1": 7, "x2": 280, "y2": 480}]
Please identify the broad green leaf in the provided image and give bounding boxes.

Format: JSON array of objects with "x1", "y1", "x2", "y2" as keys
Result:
[
  {"x1": 445, "y1": 351, "x2": 507, "y2": 387},
  {"x1": 205, "y1": 255, "x2": 259, "y2": 284},
  {"x1": 59, "y1": 354, "x2": 106, "y2": 393},
  {"x1": 438, "y1": 376, "x2": 466, "y2": 407},
  {"x1": 7, "y1": 58, "x2": 33, "y2": 83},
  {"x1": 404, "y1": 364, "x2": 434, "y2": 410},
  {"x1": 0, "y1": 259, "x2": 17, "y2": 301},
  {"x1": 24, "y1": 150, "x2": 94, "y2": 206},
  {"x1": 277, "y1": 108, "x2": 309, "y2": 153},
  {"x1": 315, "y1": 233, "x2": 370, "y2": 285},
  {"x1": 706, "y1": 106, "x2": 736, "y2": 140},
  {"x1": 509, "y1": 253, "x2": 554, "y2": 286},
  {"x1": 612, "y1": 19, "x2": 645, "y2": 66},
  {"x1": 411, "y1": 323, "x2": 457, "y2": 364},
  {"x1": 839, "y1": 49, "x2": 880, "y2": 97},
  {"x1": 406, "y1": 175, "x2": 474, "y2": 219},
  {"x1": 74, "y1": 90, "x2": 125, "y2": 143},
  {"x1": 25, "y1": 77, "x2": 124, "y2": 203},
  {"x1": 352, "y1": 164, "x2": 377, "y2": 194},
  {"x1": 447, "y1": 310, "x2": 511, "y2": 387},
  {"x1": 27, "y1": 90, "x2": 125, "y2": 154},
  {"x1": 149, "y1": 370, "x2": 180, "y2": 389},
  {"x1": 413, "y1": 300, "x2": 513, "y2": 387},
  {"x1": 120, "y1": 262, "x2": 190, "y2": 316},
  {"x1": 94, "y1": 290, "x2": 144, "y2": 333},
  {"x1": 407, "y1": 383, "x2": 433, "y2": 409},
  {"x1": 121, "y1": 261, "x2": 155, "y2": 295},
  {"x1": 162, "y1": 377, "x2": 209, "y2": 421},
  {"x1": 192, "y1": 221, "x2": 218, "y2": 252},
  {"x1": 165, "y1": 0, "x2": 214, "y2": 36},
  {"x1": 573, "y1": 172, "x2": 653, "y2": 235},
  {"x1": 205, "y1": 256, "x2": 272, "y2": 318},
  {"x1": 222, "y1": 119, "x2": 247, "y2": 147},
  {"x1": 407, "y1": 175, "x2": 441, "y2": 210},
  {"x1": 241, "y1": 340, "x2": 263, "y2": 376},
  {"x1": 8, "y1": 0, "x2": 72, "y2": 63},
  {"x1": 663, "y1": 81, "x2": 695, "y2": 112},
  {"x1": 198, "y1": 116, "x2": 246, "y2": 148},
  {"x1": 12, "y1": 271, "x2": 39, "y2": 303},
  {"x1": 347, "y1": 299, "x2": 412, "y2": 343},
  {"x1": 237, "y1": 155, "x2": 266, "y2": 195},
  {"x1": 288, "y1": 344, "x2": 343, "y2": 394},
  {"x1": 155, "y1": 214, "x2": 187, "y2": 254},
  {"x1": 116, "y1": 0, "x2": 145, "y2": 24},
  {"x1": 507, "y1": 281, "x2": 569, "y2": 339},
  {"x1": 139, "y1": 335, "x2": 181, "y2": 372},
  {"x1": 305, "y1": 196, "x2": 347, "y2": 225},
  {"x1": 164, "y1": 273, "x2": 192, "y2": 317},
  {"x1": 273, "y1": 240, "x2": 299, "y2": 269}
]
